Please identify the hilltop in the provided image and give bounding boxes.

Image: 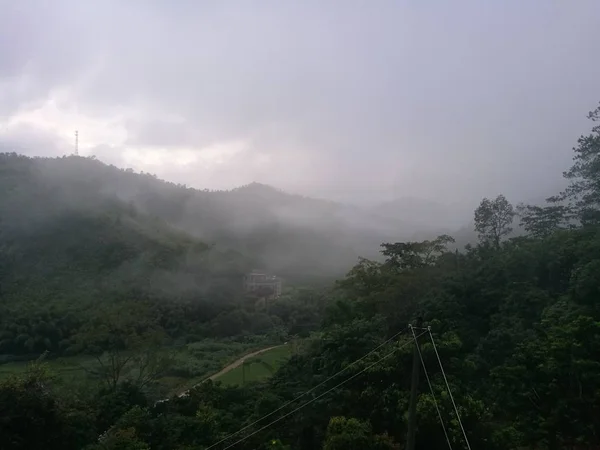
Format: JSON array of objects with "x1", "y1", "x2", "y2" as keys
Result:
[
  {"x1": 0, "y1": 153, "x2": 468, "y2": 281},
  {"x1": 0, "y1": 152, "x2": 477, "y2": 357}
]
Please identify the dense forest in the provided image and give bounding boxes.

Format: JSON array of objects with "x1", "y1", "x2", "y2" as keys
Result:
[
  {"x1": 0, "y1": 152, "x2": 345, "y2": 359},
  {"x1": 1, "y1": 153, "x2": 430, "y2": 281},
  {"x1": 1, "y1": 102, "x2": 600, "y2": 449}
]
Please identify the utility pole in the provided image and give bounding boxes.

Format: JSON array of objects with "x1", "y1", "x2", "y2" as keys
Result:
[
  {"x1": 406, "y1": 317, "x2": 423, "y2": 450},
  {"x1": 74, "y1": 130, "x2": 79, "y2": 156}
]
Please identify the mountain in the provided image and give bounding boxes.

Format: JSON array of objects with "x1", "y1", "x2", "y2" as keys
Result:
[
  {"x1": 0, "y1": 153, "x2": 553, "y2": 367},
  {"x1": 0, "y1": 153, "x2": 250, "y2": 306},
  {"x1": 0, "y1": 154, "x2": 266, "y2": 356},
  {"x1": 0, "y1": 153, "x2": 475, "y2": 284}
]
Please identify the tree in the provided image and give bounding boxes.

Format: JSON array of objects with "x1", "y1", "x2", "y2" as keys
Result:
[
  {"x1": 516, "y1": 203, "x2": 571, "y2": 238},
  {"x1": 91, "y1": 427, "x2": 150, "y2": 450},
  {"x1": 323, "y1": 417, "x2": 399, "y2": 450},
  {"x1": 0, "y1": 363, "x2": 77, "y2": 450},
  {"x1": 474, "y1": 195, "x2": 515, "y2": 248},
  {"x1": 381, "y1": 235, "x2": 455, "y2": 270},
  {"x1": 94, "y1": 382, "x2": 148, "y2": 433},
  {"x1": 492, "y1": 310, "x2": 600, "y2": 448},
  {"x1": 75, "y1": 310, "x2": 169, "y2": 392},
  {"x1": 552, "y1": 102, "x2": 600, "y2": 224}
]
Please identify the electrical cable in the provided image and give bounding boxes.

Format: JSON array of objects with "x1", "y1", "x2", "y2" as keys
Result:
[
  {"x1": 428, "y1": 328, "x2": 472, "y2": 450},
  {"x1": 214, "y1": 331, "x2": 427, "y2": 450},
  {"x1": 410, "y1": 325, "x2": 453, "y2": 450},
  {"x1": 204, "y1": 327, "x2": 408, "y2": 450}
]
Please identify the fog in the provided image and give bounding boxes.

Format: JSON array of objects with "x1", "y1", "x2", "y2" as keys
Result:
[
  {"x1": 1, "y1": 1, "x2": 600, "y2": 219},
  {"x1": 1, "y1": 152, "x2": 467, "y2": 282}
]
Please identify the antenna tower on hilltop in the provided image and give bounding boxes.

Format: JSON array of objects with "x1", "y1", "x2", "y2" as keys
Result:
[{"x1": 74, "y1": 130, "x2": 79, "y2": 156}]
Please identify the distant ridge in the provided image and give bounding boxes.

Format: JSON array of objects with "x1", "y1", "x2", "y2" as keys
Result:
[{"x1": 0, "y1": 152, "x2": 482, "y2": 280}]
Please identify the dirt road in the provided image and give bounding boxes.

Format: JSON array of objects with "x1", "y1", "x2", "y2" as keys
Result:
[
  {"x1": 177, "y1": 344, "x2": 286, "y2": 397},
  {"x1": 206, "y1": 345, "x2": 284, "y2": 381}
]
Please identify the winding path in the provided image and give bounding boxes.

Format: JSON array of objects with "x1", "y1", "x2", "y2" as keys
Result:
[{"x1": 177, "y1": 344, "x2": 286, "y2": 397}]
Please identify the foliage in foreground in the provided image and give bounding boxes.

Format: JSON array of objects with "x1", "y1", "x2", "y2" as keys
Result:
[{"x1": 1, "y1": 103, "x2": 600, "y2": 449}]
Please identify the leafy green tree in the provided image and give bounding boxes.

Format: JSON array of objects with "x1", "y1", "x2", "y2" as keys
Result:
[
  {"x1": 90, "y1": 428, "x2": 150, "y2": 450},
  {"x1": 381, "y1": 234, "x2": 455, "y2": 270},
  {"x1": 493, "y1": 309, "x2": 600, "y2": 449},
  {"x1": 94, "y1": 382, "x2": 148, "y2": 433},
  {"x1": 323, "y1": 417, "x2": 374, "y2": 450},
  {"x1": 323, "y1": 417, "x2": 399, "y2": 450},
  {"x1": 516, "y1": 203, "x2": 571, "y2": 238},
  {"x1": 553, "y1": 102, "x2": 600, "y2": 224},
  {"x1": 474, "y1": 194, "x2": 515, "y2": 247},
  {"x1": 0, "y1": 363, "x2": 78, "y2": 450}
]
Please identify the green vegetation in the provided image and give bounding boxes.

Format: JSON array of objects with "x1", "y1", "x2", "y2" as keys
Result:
[
  {"x1": 2, "y1": 102, "x2": 600, "y2": 449},
  {"x1": 167, "y1": 339, "x2": 283, "y2": 395},
  {"x1": 0, "y1": 337, "x2": 285, "y2": 397},
  {"x1": 215, "y1": 345, "x2": 292, "y2": 386},
  {"x1": 0, "y1": 153, "x2": 395, "y2": 285},
  {"x1": 0, "y1": 354, "x2": 97, "y2": 382}
]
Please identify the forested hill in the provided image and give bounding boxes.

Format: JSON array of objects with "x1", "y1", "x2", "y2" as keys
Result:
[
  {"x1": 0, "y1": 153, "x2": 445, "y2": 281},
  {"x1": 2, "y1": 102, "x2": 599, "y2": 450},
  {"x1": 0, "y1": 153, "x2": 251, "y2": 289}
]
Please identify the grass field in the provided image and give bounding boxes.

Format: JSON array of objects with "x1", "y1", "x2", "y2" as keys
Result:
[
  {"x1": 0, "y1": 337, "x2": 279, "y2": 396},
  {"x1": 215, "y1": 345, "x2": 292, "y2": 386},
  {"x1": 0, "y1": 354, "x2": 98, "y2": 384}
]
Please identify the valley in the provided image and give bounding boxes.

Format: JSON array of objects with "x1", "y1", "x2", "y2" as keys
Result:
[{"x1": 1, "y1": 100, "x2": 600, "y2": 450}]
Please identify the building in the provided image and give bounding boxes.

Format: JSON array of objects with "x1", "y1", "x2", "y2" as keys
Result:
[{"x1": 244, "y1": 270, "x2": 282, "y2": 299}]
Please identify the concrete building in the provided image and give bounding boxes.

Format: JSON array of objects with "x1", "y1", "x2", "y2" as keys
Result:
[{"x1": 244, "y1": 270, "x2": 282, "y2": 299}]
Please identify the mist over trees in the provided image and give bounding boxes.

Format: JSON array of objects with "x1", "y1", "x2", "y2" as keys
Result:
[
  {"x1": 0, "y1": 153, "x2": 460, "y2": 282},
  {"x1": 474, "y1": 194, "x2": 515, "y2": 248},
  {"x1": 1, "y1": 101, "x2": 600, "y2": 449}
]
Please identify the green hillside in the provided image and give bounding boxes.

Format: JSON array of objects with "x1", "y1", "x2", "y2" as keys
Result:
[
  {"x1": 0, "y1": 154, "x2": 274, "y2": 357},
  {"x1": 1, "y1": 154, "x2": 399, "y2": 280},
  {"x1": 3, "y1": 102, "x2": 600, "y2": 450}
]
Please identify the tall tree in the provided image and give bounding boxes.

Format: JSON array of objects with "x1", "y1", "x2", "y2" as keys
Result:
[
  {"x1": 0, "y1": 363, "x2": 78, "y2": 450},
  {"x1": 516, "y1": 203, "x2": 571, "y2": 238},
  {"x1": 552, "y1": 102, "x2": 600, "y2": 224},
  {"x1": 380, "y1": 235, "x2": 455, "y2": 270},
  {"x1": 474, "y1": 195, "x2": 515, "y2": 248}
]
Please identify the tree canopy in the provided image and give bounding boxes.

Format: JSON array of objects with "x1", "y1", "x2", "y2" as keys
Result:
[{"x1": 2, "y1": 102, "x2": 600, "y2": 449}]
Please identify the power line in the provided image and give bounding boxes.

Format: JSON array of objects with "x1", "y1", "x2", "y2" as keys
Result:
[
  {"x1": 220, "y1": 331, "x2": 427, "y2": 450},
  {"x1": 406, "y1": 318, "x2": 422, "y2": 450},
  {"x1": 410, "y1": 325, "x2": 453, "y2": 450},
  {"x1": 205, "y1": 328, "x2": 409, "y2": 450},
  {"x1": 216, "y1": 331, "x2": 428, "y2": 450},
  {"x1": 428, "y1": 328, "x2": 472, "y2": 450}
]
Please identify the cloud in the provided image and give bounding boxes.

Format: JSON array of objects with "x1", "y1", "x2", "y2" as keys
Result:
[
  {"x1": 0, "y1": 122, "x2": 70, "y2": 157},
  {"x1": 1, "y1": 0, "x2": 599, "y2": 209}
]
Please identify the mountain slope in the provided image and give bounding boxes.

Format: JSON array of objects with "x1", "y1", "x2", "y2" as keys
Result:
[
  {"x1": 0, "y1": 154, "x2": 263, "y2": 356},
  {"x1": 0, "y1": 153, "x2": 249, "y2": 307},
  {"x1": 0, "y1": 153, "x2": 475, "y2": 283},
  {"x1": 0, "y1": 155, "x2": 400, "y2": 279}
]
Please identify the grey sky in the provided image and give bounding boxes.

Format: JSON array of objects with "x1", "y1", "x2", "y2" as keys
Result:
[{"x1": 1, "y1": 0, "x2": 599, "y2": 209}]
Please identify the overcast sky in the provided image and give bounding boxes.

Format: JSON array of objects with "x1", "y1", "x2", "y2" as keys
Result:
[{"x1": 1, "y1": 1, "x2": 599, "y2": 208}]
